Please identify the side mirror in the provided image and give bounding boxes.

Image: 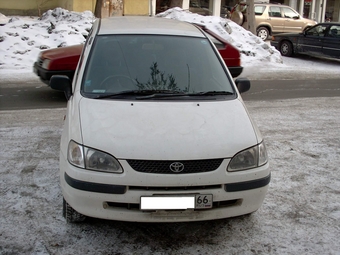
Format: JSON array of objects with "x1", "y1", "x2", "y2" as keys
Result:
[
  {"x1": 50, "y1": 75, "x2": 72, "y2": 100},
  {"x1": 235, "y1": 78, "x2": 251, "y2": 94}
]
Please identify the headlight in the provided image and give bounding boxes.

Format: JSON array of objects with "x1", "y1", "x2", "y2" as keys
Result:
[
  {"x1": 228, "y1": 142, "x2": 268, "y2": 172},
  {"x1": 67, "y1": 140, "x2": 123, "y2": 173},
  {"x1": 68, "y1": 140, "x2": 84, "y2": 168},
  {"x1": 42, "y1": 59, "x2": 51, "y2": 69}
]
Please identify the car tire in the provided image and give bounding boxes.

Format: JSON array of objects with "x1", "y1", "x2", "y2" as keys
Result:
[
  {"x1": 63, "y1": 198, "x2": 86, "y2": 223},
  {"x1": 257, "y1": 27, "x2": 269, "y2": 41},
  {"x1": 280, "y1": 40, "x2": 293, "y2": 57}
]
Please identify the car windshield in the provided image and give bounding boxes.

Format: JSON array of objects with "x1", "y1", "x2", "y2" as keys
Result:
[{"x1": 81, "y1": 34, "x2": 234, "y2": 98}]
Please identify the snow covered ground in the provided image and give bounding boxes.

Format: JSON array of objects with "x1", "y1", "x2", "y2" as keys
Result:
[
  {"x1": 0, "y1": 8, "x2": 340, "y2": 255},
  {"x1": 1, "y1": 97, "x2": 340, "y2": 255}
]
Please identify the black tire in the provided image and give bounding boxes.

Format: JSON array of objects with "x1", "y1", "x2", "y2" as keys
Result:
[
  {"x1": 257, "y1": 27, "x2": 269, "y2": 41},
  {"x1": 63, "y1": 198, "x2": 86, "y2": 223},
  {"x1": 280, "y1": 40, "x2": 293, "y2": 57}
]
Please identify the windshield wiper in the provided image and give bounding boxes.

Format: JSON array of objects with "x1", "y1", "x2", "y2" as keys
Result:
[
  {"x1": 135, "y1": 90, "x2": 234, "y2": 99},
  {"x1": 93, "y1": 90, "x2": 180, "y2": 99},
  {"x1": 194, "y1": 91, "x2": 234, "y2": 96},
  {"x1": 93, "y1": 90, "x2": 234, "y2": 100},
  {"x1": 135, "y1": 90, "x2": 187, "y2": 99},
  {"x1": 93, "y1": 90, "x2": 139, "y2": 99}
]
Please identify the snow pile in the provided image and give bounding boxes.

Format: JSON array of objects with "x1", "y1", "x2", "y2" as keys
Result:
[
  {"x1": 157, "y1": 7, "x2": 283, "y2": 66},
  {"x1": 0, "y1": 12, "x2": 10, "y2": 25},
  {"x1": 0, "y1": 7, "x2": 282, "y2": 73},
  {"x1": 0, "y1": 8, "x2": 339, "y2": 80},
  {"x1": 0, "y1": 9, "x2": 94, "y2": 72},
  {"x1": 39, "y1": 7, "x2": 93, "y2": 24}
]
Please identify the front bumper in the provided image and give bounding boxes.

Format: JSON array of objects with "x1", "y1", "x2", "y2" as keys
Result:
[
  {"x1": 228, "y1": 66, "x2": 243, "y2": 78},
  {"x1": 33, "y1": 62, "x2": 75, "y2": 85},
  {"x1": 60, "y1": 154, "x2": 270, "y2": 223}
]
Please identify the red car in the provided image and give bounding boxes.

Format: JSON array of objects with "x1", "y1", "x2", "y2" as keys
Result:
[
  {"x1": 34, "y1": 26, "x2": 243, "y2": 85},
  {"x1": 34, "y1": 44, "x2": 83, "y2": 85}
]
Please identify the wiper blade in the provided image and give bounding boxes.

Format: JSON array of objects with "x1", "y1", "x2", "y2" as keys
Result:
[
  {"x1": 135, "y1": 91, "x2": 186, "y2": 99},
  {"x1": 194, "y1": 91, "x2": 234, "y2": 96},
  {"x1": 94, "y1": 90, "x2": 179, "y2": 99},
  {"x1": 94, "y1": 90, "x2": 140, "y2": 99},
  {"x1": 135, "y1": 91, "x2": 234, "y2": 100},
  {"x1": 94, "y1": 90, "x2": 234, "y2": 99}
]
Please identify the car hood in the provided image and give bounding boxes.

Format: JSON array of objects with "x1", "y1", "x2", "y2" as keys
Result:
[
  {"x1": 41, "y1": 44, "x2": 83, "y2": 60},
  {"x1": 78, "y1": 98, "x2": 258, "y2": 160}
]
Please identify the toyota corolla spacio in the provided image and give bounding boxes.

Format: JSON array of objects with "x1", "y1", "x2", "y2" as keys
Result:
[{"x1": 50, "y1": 16, "x2": 270, "y2": 223}]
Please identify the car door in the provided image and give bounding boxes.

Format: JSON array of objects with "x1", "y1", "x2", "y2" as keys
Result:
[
  {"x1": 323, "y1": 25, "x2": 340, "y2": 59},
  {"x1": 267, "y1": 6, "x2": 285, "y2": 33},
  {"x1": 282, "y1": 7, "x2": 304, "y2": 33},
  {"x1": 298, "y1": 24, "x2": 327, "y2": 56}
]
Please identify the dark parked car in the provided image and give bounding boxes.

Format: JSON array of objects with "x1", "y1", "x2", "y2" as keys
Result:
[
  {"x1": 33, "y1": 25, "x2": 243, "y2": 85},
  {"x1": 271, "y1": 22, "x2": 340, "y2": 59}
]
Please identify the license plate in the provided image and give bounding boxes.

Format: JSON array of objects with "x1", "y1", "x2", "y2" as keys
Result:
[
  {"x1": 140, "y1": 194, "x2": 213, "y2": 210},
  {"x1": 194, "y1": 194, "x2": 213, "y2": 209}
]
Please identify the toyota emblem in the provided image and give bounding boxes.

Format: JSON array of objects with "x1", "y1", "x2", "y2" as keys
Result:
[{"x1": 169, "y1": 162, "x2": 185, "y2": 173}]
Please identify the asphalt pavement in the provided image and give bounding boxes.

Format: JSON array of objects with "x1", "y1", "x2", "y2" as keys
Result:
[{"x1": 1, "y1": 77, "x2": 340, "y2": 110}]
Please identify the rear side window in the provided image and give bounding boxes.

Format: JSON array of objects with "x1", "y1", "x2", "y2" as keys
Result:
[
  {"x1": 82, "y1": 35, "x2": 233, "y2": 96},
  {"x1": 255, "y1": 6, "x2": 266, "y2": 15},
  {"x1": 268, "y1": 7, "x2": 282, "y2": 17}
]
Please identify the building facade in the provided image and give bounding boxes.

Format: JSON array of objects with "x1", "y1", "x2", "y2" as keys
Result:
[{"x1": 0, "y1": 0, "x2": 338, "y2": 22}]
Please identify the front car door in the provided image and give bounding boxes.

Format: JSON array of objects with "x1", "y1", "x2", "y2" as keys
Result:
[
  {"x1": 282, "y1": 7, "x2": 304, "y2": 33},
  {"x1": 323, "y1": 24, "x2": 340, "y2": 59},
  {"x1": 297, "y1": 24, "x2": 328, "y2": 56}
]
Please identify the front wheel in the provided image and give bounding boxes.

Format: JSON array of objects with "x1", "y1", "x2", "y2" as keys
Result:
[
  {"x1": 63, "y1": 198, "x2": 86, "y2": 223},
  {"x1": 257, "y1": 27, "x2": 269, "y2": 41},
  {"x1": 280, "y1": 40, "x2": 293, "y2": 57}
]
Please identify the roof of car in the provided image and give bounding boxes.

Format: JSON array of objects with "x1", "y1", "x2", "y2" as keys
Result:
[
  {"x1": 98, "y1": 16, "x2": 204, "y2": 37},
  {"x1": 319, "y1": 22, "x2": 340, "y2": 25},
  {"x1": 255, "y1": 3, "x2": 289, "y2": 7}
]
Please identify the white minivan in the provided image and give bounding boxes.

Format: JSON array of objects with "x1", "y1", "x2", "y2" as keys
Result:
[{"x1": 50, "y1": 16, "x2": 270, "y2": 223}]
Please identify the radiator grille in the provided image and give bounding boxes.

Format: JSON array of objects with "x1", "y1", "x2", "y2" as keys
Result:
[{"x1": 127, "y1": 159, "x2": 223, "y2": 174}]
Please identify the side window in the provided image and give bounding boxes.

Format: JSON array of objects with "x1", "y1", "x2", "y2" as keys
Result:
[
  {"x1": 268, "y1": 7, "x2": 282, "y2": 18},
  {"x1": 254, "y1": 6, "x2": 265, "y2": 16},
  {"x1": 306, "y1": 25, "x2": 327, "y2": 37},
  {"x1": 282, "y1": 7, "x2": 299, "y2": 19},
  {"x1": 328, "y1": 25, "x2": 340, "y2": 38}
]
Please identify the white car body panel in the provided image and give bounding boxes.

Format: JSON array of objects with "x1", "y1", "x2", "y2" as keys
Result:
[{"x1": 78, "y1": 98, "x2": 257, "y2": 160}]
